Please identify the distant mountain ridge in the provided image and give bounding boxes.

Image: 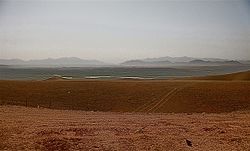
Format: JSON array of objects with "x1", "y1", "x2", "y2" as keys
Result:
[
  {"x1": 143, "y1": 56, "x2": 228, "y2": 63},
  {"x1": 121, "y1": 60, "x2": 172, "y2": 66},
  {"x1": 188, "y1": 59, "x2": 242, "y2": 65},
  {"x1": 121, "y1": 56, "x2": 246, "y2": 67},
  {"x1": 0, "y1": 56, "x2": 249, "y2": 67},
  {"x1": 0, "y1": 57, "x2": 107, "y2": 67}
]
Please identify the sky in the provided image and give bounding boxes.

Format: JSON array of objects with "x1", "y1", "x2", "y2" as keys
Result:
[{"x1": 0, "y1": 0, "x2": 249, "y2": 63}]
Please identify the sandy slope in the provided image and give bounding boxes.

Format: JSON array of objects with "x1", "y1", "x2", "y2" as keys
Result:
[
  {"x1": 0, "y1": 106, "x2": 249, "y2": 151},
  {"x1": 186, "y1": 70, "x2": 250, "y2": 81},
  {"x1": 1, "y1": 80, "x2": 250, "y2": 113}
]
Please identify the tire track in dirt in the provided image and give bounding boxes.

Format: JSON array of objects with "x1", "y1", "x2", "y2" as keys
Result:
[
  {"x1": 133, "y1": 92, "x2": 168, "y2": 112},
  {"x1": 146, "y1": 88, "x2": 179, "y2": 113},
  {"x1": 133, "y1": 98, "x2": 157, "y2": 112},
  {"x1": 136, "y1": 83, "x2": 194, "y2": 113},
  {"x1": 150, "y1": 87, "x2": 184, "y2": 112},
  {"x1": 135, "y1": 88, "x2": 178, "y2": 113},
  {"x1": 149, "y1": 83, "x2": 195, "y2": 113}
]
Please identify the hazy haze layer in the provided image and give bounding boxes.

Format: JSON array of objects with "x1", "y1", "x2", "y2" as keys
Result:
[{"x1": 0, "y1": 0, "x2": 249, "y2": 63}]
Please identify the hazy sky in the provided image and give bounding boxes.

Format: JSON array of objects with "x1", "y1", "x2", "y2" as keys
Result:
[{"x1": 0, "y1": 0, "x2": 249, "y2": 63}]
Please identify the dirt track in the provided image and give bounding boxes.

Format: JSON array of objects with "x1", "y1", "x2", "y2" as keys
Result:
[{"x1": 0, "y1": 106, "x2": 249, "y2": 151}]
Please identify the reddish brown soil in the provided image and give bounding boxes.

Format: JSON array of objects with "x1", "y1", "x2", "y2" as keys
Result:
[
  {"x1": 0, "y1": 80, "x2": 249, "y2": 113},
  {"x1": 1, "y1": 72, "x2": 250, "y2": 150},
  {"x1": 0, "y1": 106, "x2": 249, "y2": 151},
  {"x1": 186, "y1": 70, "x2": 250, "y2": 81}
]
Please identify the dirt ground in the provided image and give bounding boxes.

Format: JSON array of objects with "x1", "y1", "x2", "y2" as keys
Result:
[
  {"x1": 0, "y1": 80, "x2": 250, "y2": 113},
  {"x1": 0, "y1": 106, "x2": 249, "y2": 151},
  {"x1": 185, "y1": 70, "x2": 250, "y2": 81}
]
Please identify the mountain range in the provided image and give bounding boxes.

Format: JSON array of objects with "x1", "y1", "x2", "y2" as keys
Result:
[
  {"x1": 121, "y1": 57, "x2": 246, "y2": 67},
  {"x1": 0, "y1": 56, "x2": 249, "y2": 67},
  {"x1": 143, "y1": 56, "x2": 228, "y2": 63},
  {"x1": 0, "y1": 57, "x2": 107, "y2": 67}
]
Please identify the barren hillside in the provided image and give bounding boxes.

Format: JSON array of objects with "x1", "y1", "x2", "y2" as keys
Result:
[
  {"x1": 187, "y1": 70, "x2": 250, "y2": 81},
  {"x1": 0, "y1": 79, "x2": 249, "y2": 113}
]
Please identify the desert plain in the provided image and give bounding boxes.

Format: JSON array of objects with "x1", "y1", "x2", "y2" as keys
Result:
[{"x1": 0, "y1": 71, "x2": 250, "y2": 150}]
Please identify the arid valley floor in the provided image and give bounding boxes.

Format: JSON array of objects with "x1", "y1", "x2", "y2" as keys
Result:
[{"x1": 0, "y1": 71, "x2": 250, "y2": 150}]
